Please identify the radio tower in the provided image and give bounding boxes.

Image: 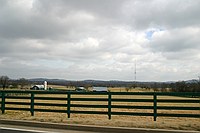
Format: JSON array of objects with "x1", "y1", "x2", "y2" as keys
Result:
[{"x1": 134, "y1": 60, "x2": 136, "y2": 81}]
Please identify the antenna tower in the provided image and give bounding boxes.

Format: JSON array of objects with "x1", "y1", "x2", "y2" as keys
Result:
[{"x1": 134, "y1": 60, "x2": 136, "y2": 81}]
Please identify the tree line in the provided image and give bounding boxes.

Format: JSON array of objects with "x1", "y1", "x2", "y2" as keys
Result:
[
  {"x1": 0, "y1": 76, "x2": 30, "y2": 90},
  {"x1": 0, "y1": 75, "x2": 200, "y2": 92}
]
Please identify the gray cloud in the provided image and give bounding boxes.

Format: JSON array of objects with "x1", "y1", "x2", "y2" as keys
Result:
[
  {"x1": 149, "y1": 27, "x2": 200, "y2": 60},
  {"x1": 0, "y1": 0, "x2": 200, "y2": 81},
  {"x1": 123, "y1": 0, "x2": 200, "y2": 29}
]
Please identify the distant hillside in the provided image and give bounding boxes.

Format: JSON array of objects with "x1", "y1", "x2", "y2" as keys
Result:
[
  {"x1": 28, "y1": 78, "x2": 67, "y2": 83},
  {"x1": 7, "y1": 78, "x2": 199, "y2": 92},
  {"x1": 27, "y1": 78, "x2": 173, "y2": 87}
]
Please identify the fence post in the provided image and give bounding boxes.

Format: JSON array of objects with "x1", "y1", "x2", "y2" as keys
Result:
[
  {"x1": 30, "y1": 92, "x2": 34, "y2": 116},
  {"x1": 108, "y1": 92, "x2": 112, "y2": 120},
  {"x1": 1, "y1": 92, "x2": 5, "y2": 114},
  {"x1": 153, "y1": 92, "x2": 157, "y2": 121},
  {"x1": 67, "y1": 92, "x2": 71, "y2": 118}
]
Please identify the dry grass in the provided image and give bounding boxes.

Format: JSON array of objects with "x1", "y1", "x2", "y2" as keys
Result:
[
  {"x1": 49, "y1": 85, "x2": 75, "y2": 90},
  {"x1": 0, "y1": 87, "x2": 200, "y2": 131},
  {"x1": 0, "y1": 111, "x2": 199, "y2": 131}
]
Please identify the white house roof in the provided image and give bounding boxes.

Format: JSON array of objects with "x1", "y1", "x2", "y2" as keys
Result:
[
  {"x1": 79, "y1": 87, "x2": 85, "y2": 90},
  {"x1": 93, "y1": 87, "x2": 108, "y2": 92},
  {"x1": 33, "y1": 85, "x2": 44, "y2": 88}
]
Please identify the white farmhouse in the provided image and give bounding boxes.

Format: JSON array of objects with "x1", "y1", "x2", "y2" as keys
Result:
[{"x1": 30, "y1": 81, "x2": 48, "y2": 90}]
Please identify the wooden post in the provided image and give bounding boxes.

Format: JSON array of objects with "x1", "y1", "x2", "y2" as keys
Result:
[
  {"x1": 67, "y1": 92, "x2": 71, "y2": 118},
  {"x1": 153, "y1": 93, "x2": 157, "y2": 121},
  {"x1": 30, "y1": 92, "x2": 34, "y2": 116},
  {"x1": 108, "y1": 92, "x2": 112, "y2": 119},
  {"x1": 1, "y1": 92, "x2": 5, "y2": 114}
]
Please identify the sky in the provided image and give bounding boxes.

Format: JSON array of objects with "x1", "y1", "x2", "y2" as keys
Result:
[{"x1": 0, "y1": 0, "x2": 200, "y2": 81}]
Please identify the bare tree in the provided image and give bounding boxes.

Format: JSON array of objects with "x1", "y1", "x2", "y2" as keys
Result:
[
  {"x1": 0, "y1": 76, "x2": 9, "y2": 90},
  {"x1": 18, "y1": 78, "x2": 29, "y2": 89},
  {"x1": 125, "y1": 87, "x2": 130, "y2": 92}
]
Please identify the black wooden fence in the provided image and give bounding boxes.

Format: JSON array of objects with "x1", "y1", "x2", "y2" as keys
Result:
[{"x1": 0, "y1": 90, "x2": 199, "y2": 121}]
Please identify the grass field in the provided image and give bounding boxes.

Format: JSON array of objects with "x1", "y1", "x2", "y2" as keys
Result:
[{"x1": 0, "y1": 87, "x2": 200, "y2": 131}]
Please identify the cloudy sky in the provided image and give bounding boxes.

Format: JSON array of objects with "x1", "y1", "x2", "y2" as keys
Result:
[{"x1": 0, "y1": 0, "x2": 200, "y2": 81}]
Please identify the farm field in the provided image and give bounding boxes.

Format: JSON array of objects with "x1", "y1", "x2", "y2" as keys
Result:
[
  {"x1": 0, "y1": 87, "x2": 200, "y2": 131},
  {"x1": 49, "y1": 85, "x2": 75, "y2": 90}
]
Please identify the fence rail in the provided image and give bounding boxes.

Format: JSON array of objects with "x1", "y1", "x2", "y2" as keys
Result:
[{"x1": 0, "y1": 90, "x2": 200, "y2": 121}]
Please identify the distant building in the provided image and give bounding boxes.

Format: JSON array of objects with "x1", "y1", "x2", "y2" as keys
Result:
[
  {"x1": 93, "y1": 87, "x2": 108, "y2": 92},
  {"x1": 30, "y1": 81, "x2": 48, "y2": 90},
  {"x1": 30, "y1": 85, "x2": 45, "y2": 90},
  {"x1": 75, "y1": 87, "x2": 86, "y2": 92},
  {"x1": 75, "y1": 86, "x2": 108, "y2": 92},
  {"x1": 44, "y1": 81, "x2": 47, "y2": 90}
]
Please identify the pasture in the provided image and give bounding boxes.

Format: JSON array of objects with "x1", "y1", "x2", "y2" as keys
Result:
[{"x1": 0, "y1": 88, "x2": 199, "y2": 131}]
